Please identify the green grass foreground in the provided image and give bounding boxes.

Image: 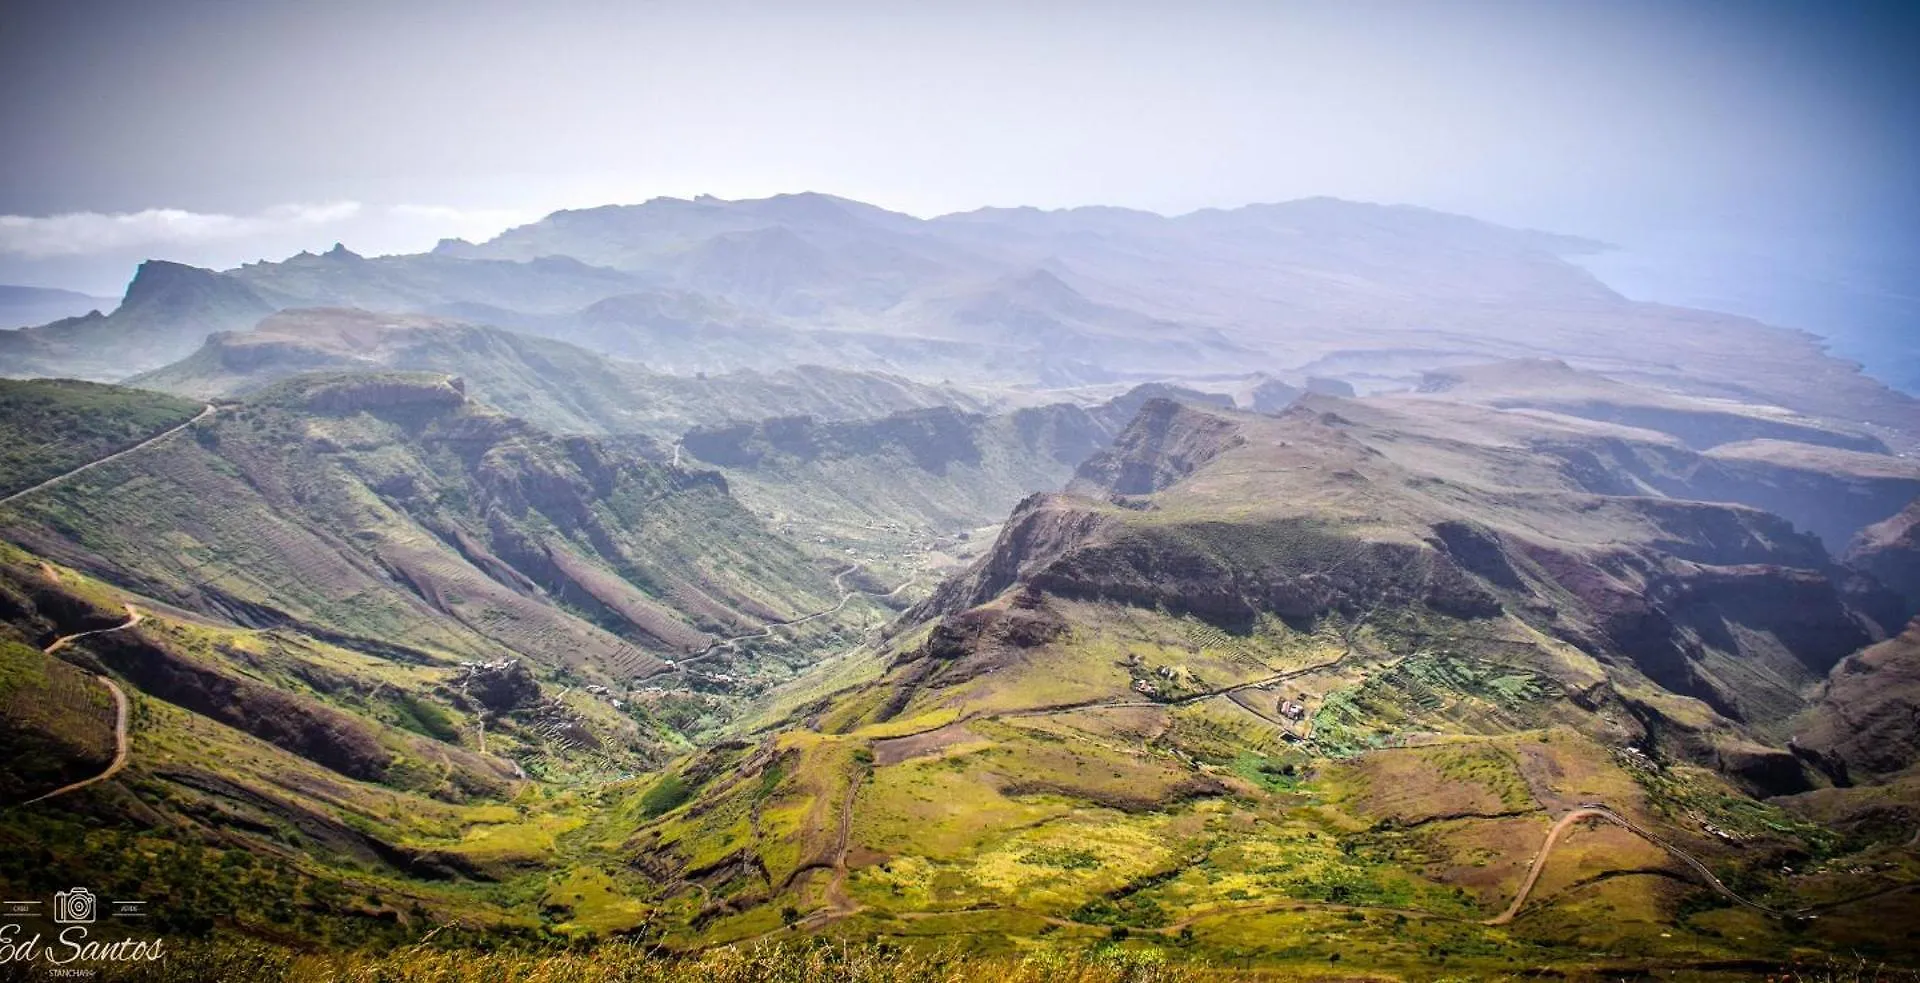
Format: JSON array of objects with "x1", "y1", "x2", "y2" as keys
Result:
[
  {"x1": 31, "y1": 938, "x2": 1920, "y2": 983},
  {"x1": 34, "y1": 939, "x2": 1214, "y2": 983}
]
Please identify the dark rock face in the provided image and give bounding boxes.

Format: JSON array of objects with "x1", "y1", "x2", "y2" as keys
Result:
[
  {"x1": 1522, "y1": 535, "x2": 1875, "y2": 722},
  {"x1": 120, "y1": 260, "x2": 273, "y2": 321},
  {"x1": 1672, "y1": 461, "x2": 1919, "y2": 556},
  {"x1": 1305, "y1": 377, "x2": 1357, "y2": 398},
  {"x1": 1072, "y1": 398, "x2": 1246, "y2": 495},
  {"x1": 1795, "y1": 619, "x2": 1920, "y2": 780},
  {"x1": 1847, "y1": 499, "x2": 1920, "y2": 614},
  {"x1": 1713, "y1": 743, "x2": 1817, "y2": 796},
  {"x1": 909, "y1": 494, "x2": 1116, "y2": 621},
  {"x1": 1430, "y1": 520, "x2": 1525, "y2": 590},
  {"x1": 916, "y1": 604, "x2": 1066, "y2": 664},
  {"x1": 878, "y1": 599, "x2": 1069, "y2": 718},
  {"x1": 460, "y1": 658, "x2": 542, "y2": 712},
  {"x1": 1248, "y1": 378, "x2": 1305, "y2": 413},
  {"x1": 1626, "y1": 498, "x2": 1828, "y2": 569},
  {"x1": 959, "y1": 515, "x2": 1503, "y2": 632},
  {"x1": 1663, "y1": 564, "x2": 1874, "y2": 676}
]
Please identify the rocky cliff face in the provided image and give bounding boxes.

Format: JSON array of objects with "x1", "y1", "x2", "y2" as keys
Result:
[
  {"x1": 907, "y1": 493, "x2": 1118, "y2": 622},
  {"x1": 1848, "y1": 498, "x2": 1920, "y2": 614},
  {"x1": 1794, "y1": 619, "x2": 1920, "y2": 783},
  {"x1": 1069, "y1": 398, "x2": 1247, "y2": 496},
  {"x1": 118, "y1": 260, "x2": 274, "y2": 322},
  {"x1": 907, "y1": 397, "x2": 1906, "y2": 795},
  {"x1": 0, "y1": 261, "x2": 275, "y2": 380},
  {"x1": 683, "y1": 406, "x2": 988, "y2": 471}
]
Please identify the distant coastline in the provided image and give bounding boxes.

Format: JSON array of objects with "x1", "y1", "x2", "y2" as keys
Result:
[{"x1": 1575, "y1": 241, "x2": 1919, "y2": 396}]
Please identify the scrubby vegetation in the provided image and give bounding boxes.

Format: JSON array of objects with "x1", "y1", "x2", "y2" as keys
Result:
[
  {"x1": 28, "y1": 939, "x2": 1221, "y2": 983},
  {"x1": 4, "y1": 364, "x2": 1919, "y2": 979},
  {"x1": 0, "y1": 378, "x2": 201, "y2": 496}
]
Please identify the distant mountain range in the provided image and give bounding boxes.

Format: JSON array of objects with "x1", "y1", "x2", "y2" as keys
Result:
[
  {"x1": 4, "y1": 195, "x2": 1920, "y2": 971},
  {"x1": 0, "y1": 283, "x2": 116, "y2": 331},
  {"x1": 2, "y1": 193, "x2": 1909, "y2": 446}
]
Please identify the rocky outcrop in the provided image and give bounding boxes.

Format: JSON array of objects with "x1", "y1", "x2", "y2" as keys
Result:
[
  {"x1": 1305, "y1": 376, "x2": 1356, "y2": 398},
  {"x1": 1428, "y1": 520, "x2": 1526, "y2": 590},
  {"x1": 119, "y1": 260, "x2": 273, "y2": 323},
  {"x1": 297, "y1": 374, "x2": 469, "y2": 415},
  {"x1": 879, "y1": 592, "x2": 1069, "y2": 720},
  {"x1": 1248, "y1": 378, "x2": 1305, "y2": 413},
  {"x1": 457, "y1": 658, "x2": 542, "y2": 713},
  {"x1": 1847, "y1": 498, "x2": 1920, "y2": 613},
  {"x1": 926, "y1": 501, "x2": 1505, "y2": 635},
  {"x1": 907, "y1": 494, "x2": 1116, "y2": 622},
  {"x1": 1071, "y1": 398, "x2": 1246, "y2": 495},
  {"x1": 1794, "y1": 619, "x2": 1920, "y2": 782}
]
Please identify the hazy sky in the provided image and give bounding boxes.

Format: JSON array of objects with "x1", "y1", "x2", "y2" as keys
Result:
[{"x1": 2, "y1": 0, "x2": 1916, "y2": 297}]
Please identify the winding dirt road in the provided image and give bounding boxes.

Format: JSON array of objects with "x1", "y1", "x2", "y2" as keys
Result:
[
  {"x1": 1486, "y1": 805, "x2": 1795, "y2": 925},
  {"x1": 0, "y1": 404, "x2": 214, "y2": 508},
  {"x1": 3, "y1": 409, "x2": 206, "y2": 805},
  {"x1": 21, "y1": 605, "x2": 142, "y2": 806}
]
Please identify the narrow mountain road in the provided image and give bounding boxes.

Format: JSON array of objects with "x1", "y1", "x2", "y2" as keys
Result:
[
  {"x1": 21, "y1": 605, "x2": 142, "y2": 807},
  {"x1": 822, "y1": 766, "x2": 864, "y2": 917},
  {"x1": 0, "y1": 404, "x2": 215, "y2": 508},
  {"x1": 1486, "y1": 805, "x2": 1796, "y2": 925},
  {"x1": 44, "y1": 603, "x2": 143, "y2": 655}
]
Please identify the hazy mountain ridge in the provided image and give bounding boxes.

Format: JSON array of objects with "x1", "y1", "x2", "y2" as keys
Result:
[
  {"x1": 7, "y1": 195, "x2": 1910, "y2": 445},
  {"x1": 0, "y1": 260, "x2": 274, "y2": 380},
  {"x1": 0, "y1": 283, "x2": 116, "y2": 331},
  {"x1": 127, "y1": 307, "x2": 996, "y2": 438},
  {"x1": 4, "y1": 194, "x2": 1920, "y2": 973}
]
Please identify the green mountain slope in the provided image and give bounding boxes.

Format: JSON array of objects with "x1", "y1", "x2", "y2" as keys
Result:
[
  {"x1": 1, "y1": 370, "x2": 1916, "y2": 975},
  {"x1": 127, "y1": 307, "x2": 993, "y2": 438},
  {"x1": 0, "y1": 378, "x2": 203, "y2": 498},
  {"x1": 0, "y1": 373, "x2": 877, "y2": 685},
  {"x1": 617, "y1": 394, "x2": 1920, "y2": 969},
  {"x1": 0, "y1": 547, "x2": 557, "y2": 939},
  {"x1": 0, "y1": 368, "x2": 925, "y2": 948}
]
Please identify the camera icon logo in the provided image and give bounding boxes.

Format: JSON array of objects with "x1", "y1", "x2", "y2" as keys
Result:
[{"x1": 54, "y1": 887, "x2": 95, "y2": 924}]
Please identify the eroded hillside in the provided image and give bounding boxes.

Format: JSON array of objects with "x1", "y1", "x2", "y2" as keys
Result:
[
  {"x1": 610, "y1": 388, "x2": 1920, "y2": 971},
  {"x1": 2, "y1": 359, "x2": 1916, "y2": 977}
]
